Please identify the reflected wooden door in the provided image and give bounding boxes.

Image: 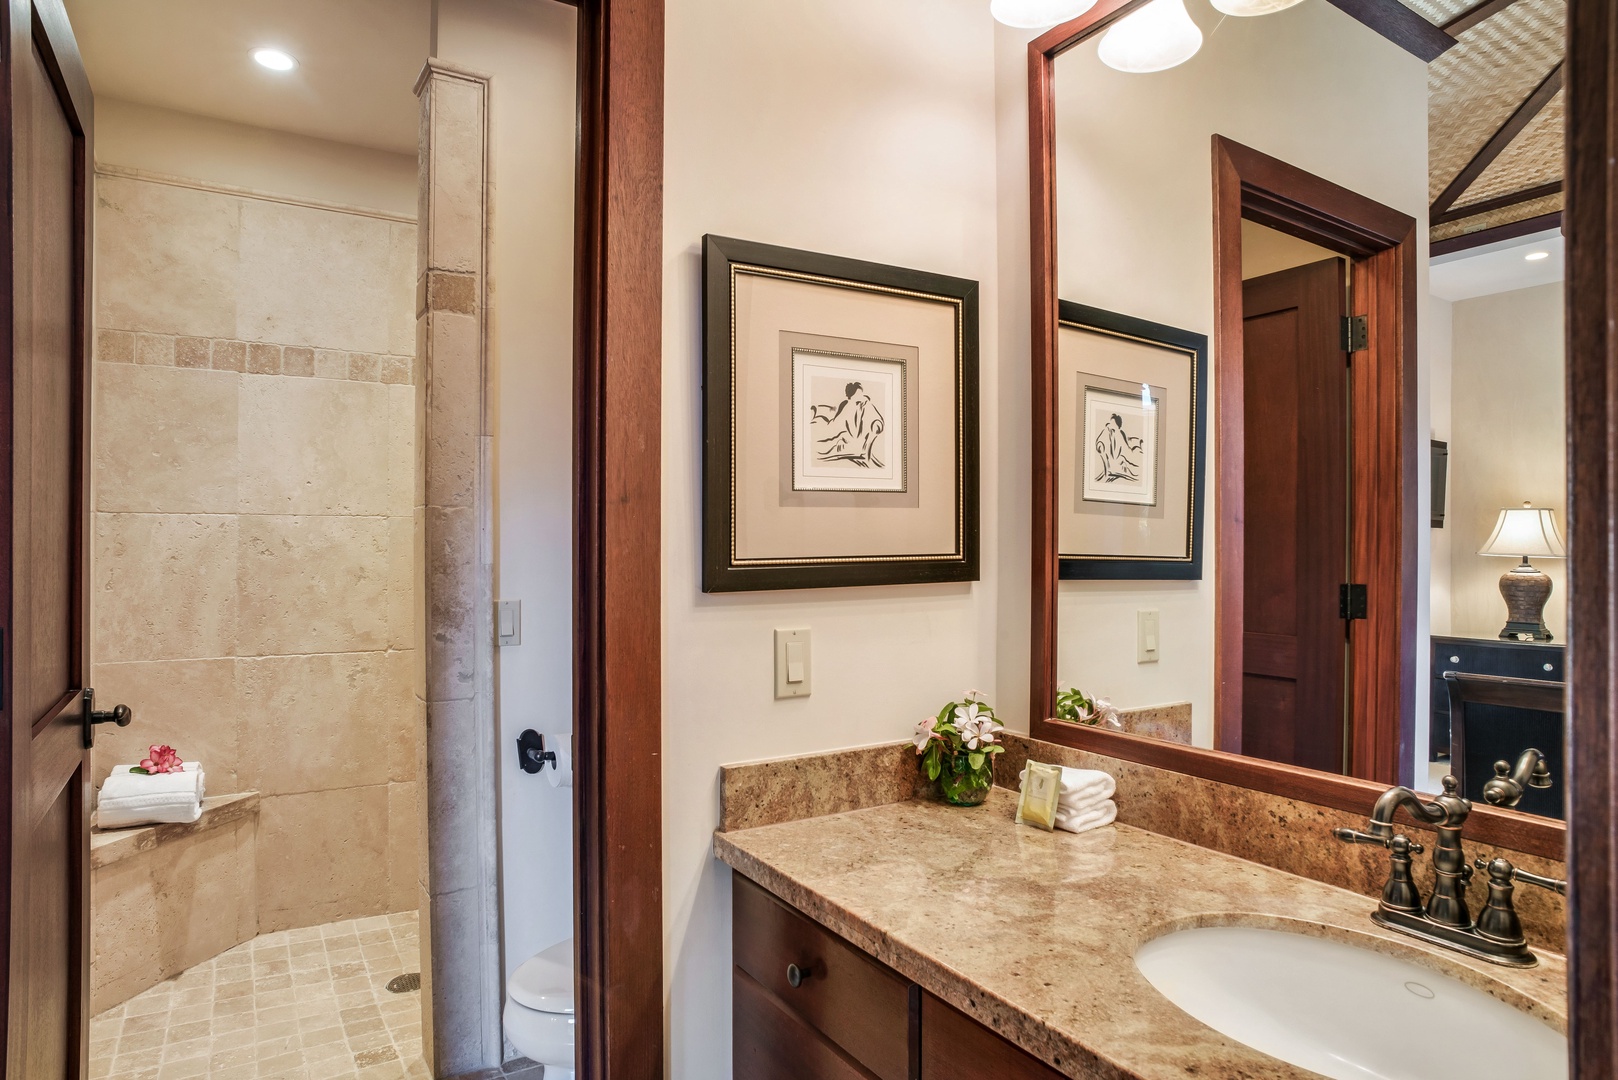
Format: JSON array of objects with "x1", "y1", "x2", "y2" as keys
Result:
[
  {"x1": 1241, "y1": 258, "x2": 1348, "y2": 774},
  {"x1": 1, "y1": 2, "x2": 94, "y2": 1076}
]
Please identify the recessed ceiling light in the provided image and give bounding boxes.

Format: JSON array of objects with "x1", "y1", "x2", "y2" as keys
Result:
[
  {"x1": 1524, "y1": 251, "x2": 1550, "y2": 261},
  {"x1": 252, "y1": 48, "x2": 297, "y2": 72}
]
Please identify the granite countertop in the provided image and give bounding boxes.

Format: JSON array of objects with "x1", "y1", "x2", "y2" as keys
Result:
[{"x1": 713, "y1": 788, "x2": 1568, "y2": 1080}]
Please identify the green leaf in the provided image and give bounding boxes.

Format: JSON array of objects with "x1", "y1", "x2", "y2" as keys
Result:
[
  {"x1": 968, "y1": 751, "x2": 985, "y2": 771},
  {"x1": 927, "y1": 756, "x2": 941, "y2": 781}
]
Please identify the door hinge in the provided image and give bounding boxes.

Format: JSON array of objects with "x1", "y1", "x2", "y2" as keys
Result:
[
  {"x1": 1341, "y1": 314, "x2": 1368, "y2": 353},
  {"x1": 1339, "y1": 583, "x2": 1368, "y2": 621}
]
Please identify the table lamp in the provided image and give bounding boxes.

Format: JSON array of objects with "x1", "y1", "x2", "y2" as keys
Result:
[{"x1": 1478, "y1": 502, "x2": 1566, "y2": 641}]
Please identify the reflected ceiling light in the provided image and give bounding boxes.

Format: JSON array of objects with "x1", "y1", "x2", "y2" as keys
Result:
[
  {"x1": 990, "y1": 0, "x2": 1099, "y2": 29},
  {"x1": 251, "y1": 47, "x2": 297, "y2": 72},
  {"x1": 1098, "y1": 0, "x2": 1202, "y2": 72},
  {"x1": 1524, "y1": 251, "x2": 1550, "y2": 261},
  {"x1": 1209, "y1": 0, "x2": 1305, "y2": 15}
]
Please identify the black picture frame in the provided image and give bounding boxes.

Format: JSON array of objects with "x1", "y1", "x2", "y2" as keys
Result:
[
  {"x1": 1057, "y1": 301, "x2": 1207, "y2": 581},
  {"x1": 702, "y1": 235, "x2": 980, "y2": 592}
]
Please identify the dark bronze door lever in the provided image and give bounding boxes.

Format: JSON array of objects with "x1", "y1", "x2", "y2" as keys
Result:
[{"x1": 82, "y1": 687, "x2": 132, "y2": 749}]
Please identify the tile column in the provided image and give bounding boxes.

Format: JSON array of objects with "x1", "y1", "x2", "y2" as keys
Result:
[{"x1": 414, "y1": 60, "x2": 503, "y2": 1076}]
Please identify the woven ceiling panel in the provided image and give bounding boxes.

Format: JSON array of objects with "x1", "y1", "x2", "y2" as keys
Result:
[
  {"x1": 1430, "y1": 190, "x2": 1563, "y2": 241},
  {"x1": 1455, "y1": 89, "x2": 1564, "y2": 205},
  {"x1": 1427, "y1": 0, "x2": 1565, "y2": 203},
  {"x1": 1399, "y1": 0, "x2": 1474, "y2": 24}
]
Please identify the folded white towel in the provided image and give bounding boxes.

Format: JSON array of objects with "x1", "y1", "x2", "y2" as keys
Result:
[
  {"x1": 1019, "y1": 765, "x2": 1115, "y2": 809},
  {"x1": 96, "y1": 762, "x2": 205, "y2": 829},
  {"x1": 1054, "y1": 799, "x2": 1117, "y2": 835}
]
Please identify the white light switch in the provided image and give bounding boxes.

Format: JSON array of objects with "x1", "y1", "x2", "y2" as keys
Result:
[
  {"x1": 774, "y1": 629, "x2": 811, "y2": 699},
  {"x1": 497, "y1": 600, "x2": 521, "y2": 646},
  {"x1": 1137, "y1": 610, "x2": 1160, "y2": 664}
]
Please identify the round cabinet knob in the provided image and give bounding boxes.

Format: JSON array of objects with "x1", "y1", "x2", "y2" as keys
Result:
[
  {"x1": 1544, "y1": 663, "x2": 1554, "y2": 672},
  {"x1": 786, "y1": 963, "x2": 809, "y2": 988},
  {"x1": 1450, "y1": 656, "x2": 1461, "y2": 664}
]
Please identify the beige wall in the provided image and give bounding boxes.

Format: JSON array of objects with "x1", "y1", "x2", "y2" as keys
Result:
[
  {"x1": 97, "y1": 98, "x2": 417, "y2": 218},
  {"x1": 1050, "y1": 1, "x2": 1430, "y2": 748},
  {"x1": 89, "y1": 165, "x2": 421, "y2": 934},
  {"x1": 431, "y1": 0, "x2": 580, "y2": 995},
  {"x1": 1448, "y1": 282, "x2": 1567, "y2": 639},
  {"x1": 663, "y1": 0, "x2": 1002, "y2": 1074}
]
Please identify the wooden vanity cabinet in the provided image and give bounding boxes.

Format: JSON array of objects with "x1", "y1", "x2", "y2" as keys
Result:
[{"x1": 733, "y1": 875, "x2": 1070, "y2": 1079}]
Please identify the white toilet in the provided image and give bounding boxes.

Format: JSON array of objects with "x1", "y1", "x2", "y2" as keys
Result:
[{"x1": 503, "y1": 937, "x2": 575, "y2": 1078}]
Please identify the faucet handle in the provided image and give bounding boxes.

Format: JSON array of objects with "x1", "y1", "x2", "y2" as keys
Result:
[
  {"x1": 1333, "y1": 827, "x2": 1423, "y2": 854},
  {"x1": 1474, "y1": 856, "x2": 1566, "y2": 896}
]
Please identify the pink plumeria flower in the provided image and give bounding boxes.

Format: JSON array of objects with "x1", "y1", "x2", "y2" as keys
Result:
[
  {"x1": 139, "y1": 744, "x2": 184, "y2": 774},
  {"x1": 913, "y1": 716, "x2": 940, "y2": 753}
]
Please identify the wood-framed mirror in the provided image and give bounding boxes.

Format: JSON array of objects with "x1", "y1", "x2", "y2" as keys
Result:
[{"x1": 1026, "y1": 1, "x2": 1618, "y2": 1060}]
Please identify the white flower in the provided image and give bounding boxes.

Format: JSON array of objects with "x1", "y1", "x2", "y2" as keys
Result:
[
  {"x1": 952, "y1": 702, "x2": 1003, "y2": 750},
  {"x1": 962, "y1": 688, "x2": 984, "y2": 704},
  {"x1": 1091, "y1": 697, "x2": 1122, "y2": 729},
  {"x1": 913, "y1": 715, "x2": 940, "y2": 753}
]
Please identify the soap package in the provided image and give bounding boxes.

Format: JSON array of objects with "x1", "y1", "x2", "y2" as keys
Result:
[{"x1": 1016, "y1": 760, "x2": 1064, "y2": 831}]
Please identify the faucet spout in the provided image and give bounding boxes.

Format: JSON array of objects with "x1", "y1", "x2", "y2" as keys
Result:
[
  {"x1": 1483, "y1": 748, "x2": 1552, "y2": 808},
  {"x1": 1367, "y1": 786, "x2": 1452, "y2": 838}
]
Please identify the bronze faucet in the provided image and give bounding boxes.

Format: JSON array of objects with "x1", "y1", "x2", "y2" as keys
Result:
[
  {"x1": 1481, "y1": 748, "x2": 1553, "y2": 809},
  {"x1": 1333, "y1": 774, "x2": 1562, "y2": 967}
]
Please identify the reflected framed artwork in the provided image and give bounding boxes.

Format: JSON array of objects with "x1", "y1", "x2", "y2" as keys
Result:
[
  {"x1": 1058, "y1": 301, "x2": 1205, "y2": 580},
  {"x1": 702, "y1": 235, "x2": 979, "y2": 591}
]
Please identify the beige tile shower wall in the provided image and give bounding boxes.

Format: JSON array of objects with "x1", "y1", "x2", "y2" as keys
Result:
[{"x1": 89, "y1": 168, "x2": 423, "y2": 934}]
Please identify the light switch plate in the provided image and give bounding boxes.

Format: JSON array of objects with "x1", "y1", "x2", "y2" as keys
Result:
[
  {"x1": 774, "y1": 628, "x2": 811, "y2": 699},
  {"x1": 497, "y1": 600, "x2": 522, "y2": 647},
  {"x1": 1137, "y1": 609, "x2": 1160, "y2": 664}
]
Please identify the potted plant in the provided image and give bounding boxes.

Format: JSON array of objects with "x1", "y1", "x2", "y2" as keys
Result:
[
  {"x1": 914, "y1": 691, "x2": 1004, "y2": 806},
  {"x1": 1054, "y1": 684, "x2": 1122, "y2": 728}
]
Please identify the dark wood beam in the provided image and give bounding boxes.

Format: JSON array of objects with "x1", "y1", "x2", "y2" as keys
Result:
[
  {"x1": 1565, "y1": 0, "x2": 1618, "y2": 1068},
  {"x1": 1429, "y1": 210, "x2": 1562, "y2": 256},
  {"x1": 1432, "y1": 179, "x2": 1564, "y2": 225},
  {"x1": 1322, "y1": 0, "x2": 1456, "y2": 61},
  {"x1": 1442, "y1": 0, "x2": 1524, "y2": 36},
  {"x1": 1430, "y1": 61, "x2": 1565, "y2": 219}
]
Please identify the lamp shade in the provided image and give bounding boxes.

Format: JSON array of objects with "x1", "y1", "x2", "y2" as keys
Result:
[
  {"x1": 1478, "y1": 503, "x2": 1567, "y2": 560},
  {"x1": 1209, "y1": 0, "x2": 1305, "y2": 15},
  {"x1": 991, "y1": 0, "x2": 1099, "y2": 28},
  {"x1": 1098, "y1": 0, "x2": 1203, "y2": 73}
]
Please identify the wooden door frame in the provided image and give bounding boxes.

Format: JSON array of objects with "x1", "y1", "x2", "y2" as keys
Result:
[
  {"x1": 1564, "y1": 0, "x2": 1618, "y2": 1068},
  {"x1": 569, "y1": 0, "x2": 664, "y2": 1078},
  {"x1": 1210, "y1": 135, "x2": 1418, "y2": 786},
  {"x1": 1025, "y1": 3, "x2": 1566, "y2": 863}
]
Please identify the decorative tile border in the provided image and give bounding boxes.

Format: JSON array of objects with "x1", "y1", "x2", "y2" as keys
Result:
[{"x1": 96, "y1": 329, "x2": 414, "y2": 386}]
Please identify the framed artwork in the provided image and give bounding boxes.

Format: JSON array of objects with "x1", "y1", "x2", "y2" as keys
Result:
[
  {"x1": 702, "y1": 235, "x2": 979, "y2": 591},
  {"x1": 1057, "y1": 301, "x2": 1206, "y2": 580}
]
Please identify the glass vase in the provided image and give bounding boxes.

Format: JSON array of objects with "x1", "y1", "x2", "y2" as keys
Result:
[{"x1": 939, "y1": 756, "x2": 993, "y2": 807}]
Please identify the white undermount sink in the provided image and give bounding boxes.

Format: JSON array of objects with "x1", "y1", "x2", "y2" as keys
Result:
[{"x1": 1134, "y1": 925, "x2": 1566, "y2": 1080}]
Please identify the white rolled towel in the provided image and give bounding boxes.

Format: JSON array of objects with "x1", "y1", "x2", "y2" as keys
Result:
[
  {"x1": 95, "y1": 762, "x2": 205, "y2": 829},
  {"x1": 1019, "y1": 765, "x2": 1115, "y2": 809},
  {"x1": 1054, "y1": 799, "x2": 1117, "y2": 836}
]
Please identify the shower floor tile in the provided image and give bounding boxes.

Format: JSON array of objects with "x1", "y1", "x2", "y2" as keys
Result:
[{"x1": 90, "y1": 911, "x2": 430, "y2": 1080}]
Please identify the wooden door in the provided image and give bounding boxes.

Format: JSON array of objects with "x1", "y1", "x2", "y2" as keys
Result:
[
  {"x1": 1, "y1": 2, "x2": 94, "y2": 1076},
  {"x1": 1240, "y1": 258, "x2": 1349, "y2": 773}
]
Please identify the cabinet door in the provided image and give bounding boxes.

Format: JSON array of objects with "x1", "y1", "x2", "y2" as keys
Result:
[
  {"x1": 733, "y1": 875, "x2": 912, "y2": 1080},
  {"x1": 919, "y1": 992, "x2": 1070, "y2": 1079},
  {"x1": 735, "y1": 968, "x2": 880, "y2": 1080}
]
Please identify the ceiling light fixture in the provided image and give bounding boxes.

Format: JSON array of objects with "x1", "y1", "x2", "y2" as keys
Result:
[
  {"x1": 1209, "y1": 0, "x2": 1305, "y2": 15},
  {"x1": 1098, "y1": 0, "x2": 1203, "y2": 73},
  {"x1": 1524, "y1": 251, "x2": 1550, "y2": 261},
  {"x1": 990, "y1": 0, "x2": 1099, "y2": 29},
  {"x1": 251, "y1": 47, "x2": 297, "y2": 72}
]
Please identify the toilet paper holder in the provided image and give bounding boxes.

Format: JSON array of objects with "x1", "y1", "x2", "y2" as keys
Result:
[{"x1": 517, "y1": 729, "x2": 557, "y2": 774}]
